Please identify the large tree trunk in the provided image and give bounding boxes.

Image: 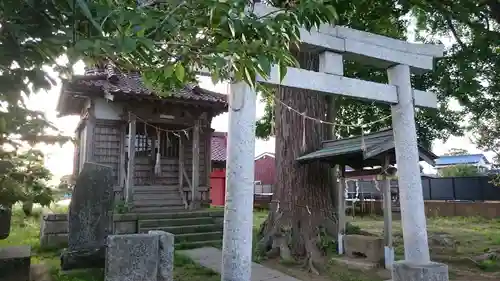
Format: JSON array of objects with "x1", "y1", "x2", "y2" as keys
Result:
[{"x1": 257, "y1": 51, "x2": 338, "y2": 274}]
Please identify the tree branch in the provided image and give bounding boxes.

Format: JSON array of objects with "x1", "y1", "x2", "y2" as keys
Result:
[
  {"x1": 444, "y1": 15, "x2": 466, "y2": 48},
  {"x1": 485, "y1": 0, "x2": 500, "y2": 25}
]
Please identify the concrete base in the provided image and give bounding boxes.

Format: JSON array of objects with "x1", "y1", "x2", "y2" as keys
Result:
[
  {"x1": 330, "y1": 256, "x2": 379, "y2": 270},
  {"x1": 0, "y1": 245, "x2": 31, "y2": 281},
  {"x1": 391, "y1": 260, "x2": 448, "y2": 281}
]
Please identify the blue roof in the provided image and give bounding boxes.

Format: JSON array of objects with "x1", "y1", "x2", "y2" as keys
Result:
[{"x1": 435, "y1": 154, "x2": 490, "y2": 166}]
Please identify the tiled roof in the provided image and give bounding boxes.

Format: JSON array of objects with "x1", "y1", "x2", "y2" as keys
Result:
[
  {"x1": 297, "y1": 129, "x2": 437, "y2": 168},
  {"x1": 71, "y1": 67, "x2": 227, "y2": 104},
  {"x1": 211, "y1": 132, "x2": 227, "y2": 162},
  {"x1": 435, "y1": 154, "x2": 490, "y2": 166}
]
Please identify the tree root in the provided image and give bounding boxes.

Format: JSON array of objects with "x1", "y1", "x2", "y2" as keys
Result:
[{"x1": 256, "y1": 208, "x2": 339, "y2": 276}]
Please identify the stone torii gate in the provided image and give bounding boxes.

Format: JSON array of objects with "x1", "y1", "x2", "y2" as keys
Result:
[{"x1": 221, "y1": 3, "x2": 448, "y2": 281}]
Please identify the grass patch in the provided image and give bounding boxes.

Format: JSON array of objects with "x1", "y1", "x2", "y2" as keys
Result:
[
  {"x1": 1, "y1": 205, "x2": 221, "y2": 281},
  {"x1": 351, "y1": 215, "x2": 500, "y2": 278},
  {"x1": 351, "y1": 216, "x2": 500, "y2": 260},
  {"x1": 174, "y1": 254, "x2": 220, "y2": 281}
]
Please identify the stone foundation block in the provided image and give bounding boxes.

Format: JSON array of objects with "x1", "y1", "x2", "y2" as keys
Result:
[
  {"x1": 392, "y1": 260, "x2": 449, "y2": 281},
  {"x1": 149, "y1": 231, "x2": 174, "y2": 281},
  {"x1": 0, "y1": 245, "x2": 31, "y2": 281},
  {"x1": 105, "y1": 234, "x2": 159, "y2": 281},
  {"x1": 344, "y1": 234, "x2": 384, "y2": 263},
  {"x1": 114, "y1": 220, "x2": 137, "y2": 234}
]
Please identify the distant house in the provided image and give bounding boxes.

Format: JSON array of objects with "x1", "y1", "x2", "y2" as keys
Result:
[
  {"x1": 435, "y1": 154, "x2": 491, "y2": 173},
  {"x1": 254, "y1": 153, "x2": 275, "y2": 194},
  {"x1": 210, "y1": 132, "x2": 227, "y2": 171},
  {"x1": 209, "y1": 132, "x2": 276, "y2": 186},
  {"x1": 209, "y1": 132, "x2": 276, "y2": 205}
]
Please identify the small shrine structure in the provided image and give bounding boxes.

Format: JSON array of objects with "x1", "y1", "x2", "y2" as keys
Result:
[
  {"x1": 297, "y1": 129, "x2": 437, "y2": 268},
  {"x1": 57, "y1": 65, "x2": 228, "y2": 212}
]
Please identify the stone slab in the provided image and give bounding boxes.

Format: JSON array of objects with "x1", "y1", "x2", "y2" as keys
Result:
[
  {"x1": 61, "y1": 247, "x2": 105, "y2": 270},
  {"x1": 68, "y1": 162, "x2": 114, "y2": 251},
  {"x1": 105, "y1": 234, "x2": 159, "y2": 281},
  {"x1": 114, "y1": 220, "x2": 137, "y2": 234},
  {"x1": 43, "y1": 213, "x2": 68, "y2": 221},
  {"x1": 179, "y1": 247, "x2": 302, "y2": 281},
  {"x1": 344, "y1": 234, "x2": 384, "y2": 263},
  {"x1": 0, "y1": 245, "x2": 31, "y2": 281},
  {"x1": 391, "y1": 261, "x2": 449, "y2": 281},
  {"x1": 42, "y1": 220, "x2": 68, "y2": 234},
  {"x1": 330, "y1": 256, "x2": 379, "y2": 270},
  {"x1": 149, "y1": 230, "x2": 175, "y2": 281},
  {"x1": 40, "y1": 233, "x2": 68, "y2": 250}
]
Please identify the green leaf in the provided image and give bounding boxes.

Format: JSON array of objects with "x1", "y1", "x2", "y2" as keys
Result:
[
  {"x1": 244, "y1": 66, "x2": 254, "y2": 89},
  {"x1": 278, "y1": 62, "x2": 287, "y2": 82},
  {"x1": 175, "y1": 64, "x2": 185, "y2": 82},
  {"x1": 74, "y1": 39, "x2": 94, "y2": 52},
  {"x1": 211, "y1": 71, "x2": 219, "y2": 85},
  {"x1": 327, "y1": 5, "x2": 338, "y2": 21},
  {"x1": 258, "y1": 56, "x2": 271, "y2": 77},
  {"x1": 163, "y1": 65, "x2": 175, "y2": 78},
  {"x1": 122, "y1": 37, "x2": 137, "y2": 53},
  {"x1": 228, "y1": 19, "x2": 235, "y2": 37},
  {"x1": 216, "y1": 40, "x2": 230, "y2": 51},
  {"x1": 140, "y1": 38, "x2": 155, "y2": 50},
  {"x1": 74, "y1": 0, "x2": 103, "y2": 34}
]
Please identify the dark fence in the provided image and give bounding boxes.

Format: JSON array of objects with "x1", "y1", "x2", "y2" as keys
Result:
[
  {"x1": 421, "y1": 176, "x2": 500, "y2": 201},
  {"x1": 347, "y1": 176, "x2": 500, "y2": 201}
]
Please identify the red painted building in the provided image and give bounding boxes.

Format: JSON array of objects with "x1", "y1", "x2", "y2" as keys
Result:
[
  {"x1": 253, "y1": 153, "x2": 275, "y2": 194},
  {"x1": 209, "y1": 132, "x2": 276, "y2": 206}
]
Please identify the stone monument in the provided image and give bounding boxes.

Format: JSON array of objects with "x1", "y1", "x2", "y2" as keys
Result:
[
  {"x1": 61, "y1": 162, "x2": 114, "y2": 270},
  {"x1": 105, "y1": 231, "x2": 175, "y2": 281}
]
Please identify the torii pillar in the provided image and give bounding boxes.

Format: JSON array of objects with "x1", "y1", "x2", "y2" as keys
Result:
[{"x1": 389, "y1": 64, "x2": 449, "y2": 280}]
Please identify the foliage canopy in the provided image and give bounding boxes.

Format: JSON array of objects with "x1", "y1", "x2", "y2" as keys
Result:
[{"x1": 0, "y1": 1, "x2": 499, "y2": 201}]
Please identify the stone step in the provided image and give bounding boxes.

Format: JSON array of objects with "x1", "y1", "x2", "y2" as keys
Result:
[
  {"x1": 133, "y1": 198, "x2": 184, "y2": 207},
  {"x1": 139, "y1": 223, "x2": 220, "y2": 235},
  {"x1": 134, "y1": 185, "x2": 180, "y2": 193},
  {"x1": 176, "y1": 240, "x2": 222, "y2": 250},
  {"x1": 133, "y1": 192, "x2": 182, "y2": 201},
  {"x1": 132, "y1": 210, "x2": 223, "y2": 220},
  {"x1": 176, "y1": 231, "x2": 223, "y2": 243},
  {"x1": 132, "y1": 205, "x2": 187, "y2": 213},
  {"x1": 139, "y1": 217, "x2": 215, "y2": 228}
]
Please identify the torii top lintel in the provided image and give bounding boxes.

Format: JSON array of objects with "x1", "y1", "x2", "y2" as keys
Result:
[
  {"x1": 252, "y1": 4, "x2": 443, "y2": 109},
  {"x1": 252, "y1": 3, "x2": 444, "y2": 73}
]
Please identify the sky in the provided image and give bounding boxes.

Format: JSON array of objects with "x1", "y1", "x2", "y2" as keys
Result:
[{"x1": 26, "y1": 40, "x2": 494, "y2": 183}]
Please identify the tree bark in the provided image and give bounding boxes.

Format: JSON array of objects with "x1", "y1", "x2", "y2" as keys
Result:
[{"x1": 257, "y1": 51, "x2": 337, "y2": 273}]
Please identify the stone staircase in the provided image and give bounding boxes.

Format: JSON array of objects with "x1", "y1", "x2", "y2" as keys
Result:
[
  {"x1": 132, "y1": 185, "x2": 188, "y2": 213},
  {"x1": 136, "y1": 210, "x2": 224, "y2": 249}
]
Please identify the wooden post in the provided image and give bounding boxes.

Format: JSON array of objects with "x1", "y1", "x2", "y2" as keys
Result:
[
  {"x1": 178, "y1": 134, "x2": 188, "y2": 209},
  {"x1": 205, "y1": 126, "x2": 214, "y2": 195},
  {"x1": 191, "y1": 118, "x2": 201, "y2": 209},
  {"x1": 119, "y1": 122, "x2": 127, "y2": 189},
  {"x1": 151, "y1": 131, "x2": 157, "y2": 184},
  {"x1": 382, "y1": 154, "x2": 394, "y2": 269},
  {"x1": 125, "y1": 114, "x2": 136, "y2": 204},
  {"x1": 85, "y1": 117, "x2": 95, "y2": 163},
  {"x1": 337, "y1": 165, "x2": 347, "y2": 254}
]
